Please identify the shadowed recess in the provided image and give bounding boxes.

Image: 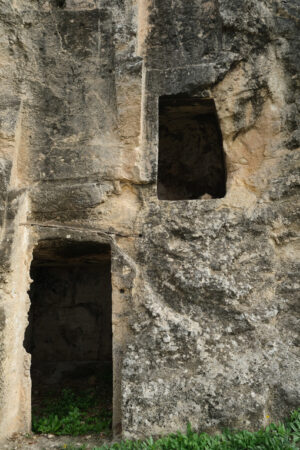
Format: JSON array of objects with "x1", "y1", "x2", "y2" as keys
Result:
[
  {"x1": 157, "y1": 97, "x2": 226, "y2": 200},
  {"x1": 24, "y1": 240, "x2": 112, "y2": 431}
]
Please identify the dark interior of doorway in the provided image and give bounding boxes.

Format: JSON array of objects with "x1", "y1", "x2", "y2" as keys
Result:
[{"x1": 24, "y1": 240, "x2": 112, "y2": 433}]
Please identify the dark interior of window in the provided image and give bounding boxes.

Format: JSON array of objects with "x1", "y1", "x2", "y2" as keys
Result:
[{"x1": 157, "y1": 97, "x2": 226, "y2": 200}]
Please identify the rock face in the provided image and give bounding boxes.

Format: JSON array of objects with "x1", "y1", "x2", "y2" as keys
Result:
[{"x1": 0, "y1": 0, "x2": 299, "y2": 441}]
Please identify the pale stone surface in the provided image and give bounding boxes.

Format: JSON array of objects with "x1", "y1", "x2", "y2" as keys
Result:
[{"x1": 0, "y1": 0, "x2": 299, "y2": 442}]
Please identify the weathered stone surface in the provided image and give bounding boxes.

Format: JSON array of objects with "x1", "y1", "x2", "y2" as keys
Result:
[
  {"x1": 0, "y1": 0, "x2": 299, "y2": 442},
  {"x1": 30, "y1": 181, "x2": 115, "y2": 212}
]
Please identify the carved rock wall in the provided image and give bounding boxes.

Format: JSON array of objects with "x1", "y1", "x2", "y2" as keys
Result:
[{"x1": 0, "y1": 0, "x2": 299, "y2": 441}]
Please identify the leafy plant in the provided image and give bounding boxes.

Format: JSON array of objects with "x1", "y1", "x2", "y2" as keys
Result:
[
  {"x1": 33, "y1": 388, "x2": 112, "y2": 436},
  {"x1": 90, "y1": 408, "x2": 300, "y2": 450}
]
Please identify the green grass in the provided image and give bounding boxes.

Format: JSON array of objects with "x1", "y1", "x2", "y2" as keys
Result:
[
  {"x1": 32, "y1": 387, "x2": 112, "y2": 436},
  {"x1": 62, "y1": 409, "x2": 300, "y2": 449}
]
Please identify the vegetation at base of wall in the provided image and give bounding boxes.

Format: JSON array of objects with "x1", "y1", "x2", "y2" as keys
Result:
[
  {"x1": 60, "y1": 409, "x2": 300, "y2": 449},
  {"x1": 32, "y1": 388, "x2": 112, "y2": 436},
  {"x1": 62, "y1": 446, "x2": 88, "y2": 450}
]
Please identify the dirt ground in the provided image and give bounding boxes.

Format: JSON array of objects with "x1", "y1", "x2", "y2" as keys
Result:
[{"x1": 2, "y1": 433, "x2": 114, "y2": 450}]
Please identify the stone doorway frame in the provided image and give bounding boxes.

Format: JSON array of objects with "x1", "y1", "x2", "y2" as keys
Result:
[{"x1": 6, "y1": 223, "x2": 134, "y2": 438}]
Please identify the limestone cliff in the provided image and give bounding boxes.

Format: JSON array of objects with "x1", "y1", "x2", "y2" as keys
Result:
[{"x1": 0, "y1": 0, "x2": 299, "y2": 440}]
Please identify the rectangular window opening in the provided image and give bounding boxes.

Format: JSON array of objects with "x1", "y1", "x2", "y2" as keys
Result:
[
  {"x1": 157, "y1": 96, "x2": 226, "y2": 200},
  {"x1": 24, "y1": 240, "x2": 112, "y2": 434}
]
